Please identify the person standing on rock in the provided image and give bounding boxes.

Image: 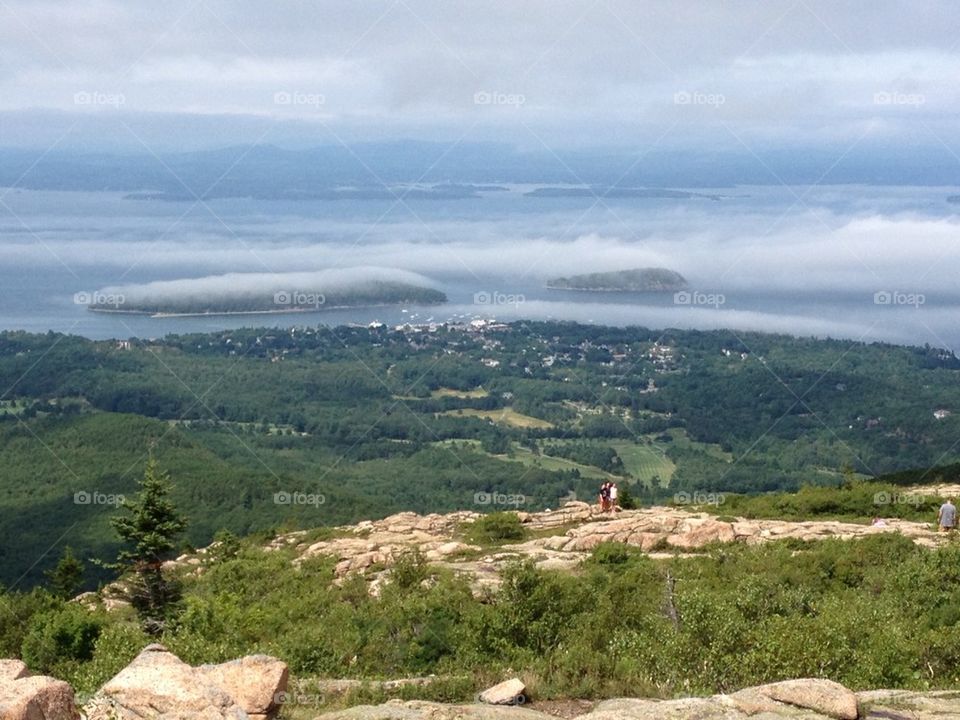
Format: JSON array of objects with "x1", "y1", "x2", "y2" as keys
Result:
[
  {"x1": 598, "y1": 482, "x2": 610, "y2": 512},
  {"x1": 609, "y1": 482, "x2": 619, "y2": 512},
  {"x1": 937, "y1": 498, "x2": 957, "y2": 532}
]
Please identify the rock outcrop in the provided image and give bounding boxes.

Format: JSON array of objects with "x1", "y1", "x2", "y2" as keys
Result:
[
  {"x1": 0, "y1": 659, "x2": 79, "y2": 720},
  {"x1": 757, "y1": 679, "x2": 859, "y2": 719},
  {"x1": 82, "y1": 644, "x2": 287, "y2": 720},
  {"x1": 311, "y1": 679, "x2": 960, "y2": 719},
  {"x1": 198, "y1": 655, "x2": 289, "y2": 720},
  {"x1": 3, "y1": 648, "x2": 959, "y2": 720},
  {"x1": 93, "y1": 502, "x2": 945, "y2": 603},
  {"x1": 257, "y1": 502, "x2": 943, "y2": 597}
]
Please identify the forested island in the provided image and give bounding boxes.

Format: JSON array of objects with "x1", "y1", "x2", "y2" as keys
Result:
[
  {"x1": 88, "y1": 280, "x2": 447, "y2": 316},
  {"x1": 546, "y1": 267, "x2": 688, "y2": 292},
  {"x1": 524, "y1": 186, "x2": 722, "y2": 200}
]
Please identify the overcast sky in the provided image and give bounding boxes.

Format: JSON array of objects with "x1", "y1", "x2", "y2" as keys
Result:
[{"x1": 0, "y1": 1, "x2": 957, "y2": 150}]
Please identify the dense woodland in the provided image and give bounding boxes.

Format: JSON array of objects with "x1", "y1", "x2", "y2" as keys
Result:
[{"x1": 1, "y1": 320, "x2": 959, "y2": 587}]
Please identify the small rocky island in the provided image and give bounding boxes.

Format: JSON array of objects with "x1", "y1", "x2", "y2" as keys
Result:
[{"x1": 546, "y1": 267, "x2": 688, "y2": 293}]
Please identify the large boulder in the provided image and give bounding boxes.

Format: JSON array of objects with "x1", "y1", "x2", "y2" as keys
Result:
[
  {"x1": 758, "y1": 679, "x2": 859, "y2": 720},
  {"x1": 0, "y1": 663, "x2": 79, "y2": 720},
  {"x1": 83, "y1": 644, "x2": 288, "y2": 720},
  {"x1": 199, "y1": 655, "x2": 288, "y2": 720},
  {"x1": 477, "y1": 677, "x2": 526, "y2": 705},
  {"x1": 84, "y1": 644, "x2": 244, "y2": 720}
]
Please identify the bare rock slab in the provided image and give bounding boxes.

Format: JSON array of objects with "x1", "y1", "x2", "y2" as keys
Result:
[{"x1": 758, "y1": 679, "x2": 859, "y2": 720}]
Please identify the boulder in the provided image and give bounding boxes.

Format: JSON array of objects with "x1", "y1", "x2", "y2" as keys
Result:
[
  {"x1": 0, "y1": 668, "x2": 79, "y2": 720},
  {"x1": 0, "y1": 659, "x2": 30, "y2": 682},
  {"x1": 478, "y1": 677, "x2": 526, "y2": 705},
  {"x1": 199, "y1": 654, "x2": 289, "y2": 719},
  {"x1": 84, "y1": 644, "x2": 243, "y2": 720},
  {"x1": 758, "y1": 679, "x2": 859, "y2": 720},
  {"x1": 83, "y1": 644, "x2": 289, "y2": 720}
]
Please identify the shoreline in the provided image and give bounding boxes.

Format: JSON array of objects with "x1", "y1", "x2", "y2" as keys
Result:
[
  {"x1": 89, "y1": 301, "x2": 446, "y2": 318},
  {"x1": 544, "y1": 284, "x2": 687, "y2": 293}
]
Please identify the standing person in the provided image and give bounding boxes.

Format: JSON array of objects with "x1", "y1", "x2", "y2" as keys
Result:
[
  {"x1": 938, "y1": 498, "x2": 957, "y2": 532},
  {"x1": 609, "y1": 482, "x2": 619, "y2": 511},
  {"x1": 598, "y1": 482, "x2": 609, "y2": 512}
]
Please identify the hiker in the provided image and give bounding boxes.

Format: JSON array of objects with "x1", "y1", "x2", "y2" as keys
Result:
[
  {"x1": 598, "y1": 482, "x2": 610, "y2": 512},
  {"x1": 937, "y1": 498, "x2": 957, "y2": 532},
  {"x1": 609, "y1": 482, "x2": 619, "y2": 511}
]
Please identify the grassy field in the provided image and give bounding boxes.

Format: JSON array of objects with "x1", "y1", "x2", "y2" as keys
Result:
[
  {"x1": 608, "y1": 440, "x2": 676, "y2": 486},
  {"x1": 545, "y1": 437, "x2": 676, "y2": 486},
  {"x1": 505, "y1": 443, "x2": 615, "y2": 480},
  {"x1": 431, "y1": 387, "x2": 490, "y2": 399},
  {"x1": 661, "y1": 428, "x2": 733, "y2": 462},
  {"x1": 434, "y1": 439, "x2": 614, "y2": 481},
  {"x1": 439, "y1": 407, "x2": 554, "y2": 429}
]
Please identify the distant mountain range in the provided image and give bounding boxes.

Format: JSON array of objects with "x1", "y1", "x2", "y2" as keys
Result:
[{"x1": 2, "y1": 141, "x2": 960, "y2": 200}]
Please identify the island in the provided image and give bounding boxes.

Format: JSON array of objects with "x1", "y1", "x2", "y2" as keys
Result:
[
  {"x1": 546, "y1": 267, "x2": 688, "y2": 293},
  {"x1": 525, "y1": 187, "x2": 721, "y2": 200},
  {"x1": 88, "y1": 280, "x2": 447, "y2": 316}
]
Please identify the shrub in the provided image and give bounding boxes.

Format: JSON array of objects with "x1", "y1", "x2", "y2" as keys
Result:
[
  {"x1": 21, "y1": 604, "x2": 105, "y2": 675},
  {"x1": 466, "y1": 512, "x2": 526, "y2": 544}
]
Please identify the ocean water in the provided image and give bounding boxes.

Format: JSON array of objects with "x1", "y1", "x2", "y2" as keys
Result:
[{"x1": 0, "y1": 184, "x2": 958, "y2": 349}]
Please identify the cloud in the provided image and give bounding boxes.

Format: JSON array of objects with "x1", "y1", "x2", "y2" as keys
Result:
[
  {"x1": 0, "y1": 0, "x2": 958, "y2": 147},
  {"x1": 6, "y1": 192, "x2": 959, "y2": 297}
]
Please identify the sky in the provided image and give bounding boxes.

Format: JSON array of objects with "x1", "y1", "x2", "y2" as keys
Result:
[{"x1": 0, "y1": 1, "x2": 958, "y2": 152}]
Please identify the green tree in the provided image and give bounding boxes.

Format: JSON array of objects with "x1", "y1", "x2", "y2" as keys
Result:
[
  {"x1": 618, "y1": 484, "x2": 638, "y2": 510},
  {"x1": 109, "y1": 457, "x2": 187, "y2": 635},
  {"x1": 46, "y1": 546, "x2": 84, "y2": 599}
]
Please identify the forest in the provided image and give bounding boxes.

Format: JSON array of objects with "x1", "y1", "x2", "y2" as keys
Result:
[{"x1": 1, "y1": 320, "x2": 959, "y2": 588}]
